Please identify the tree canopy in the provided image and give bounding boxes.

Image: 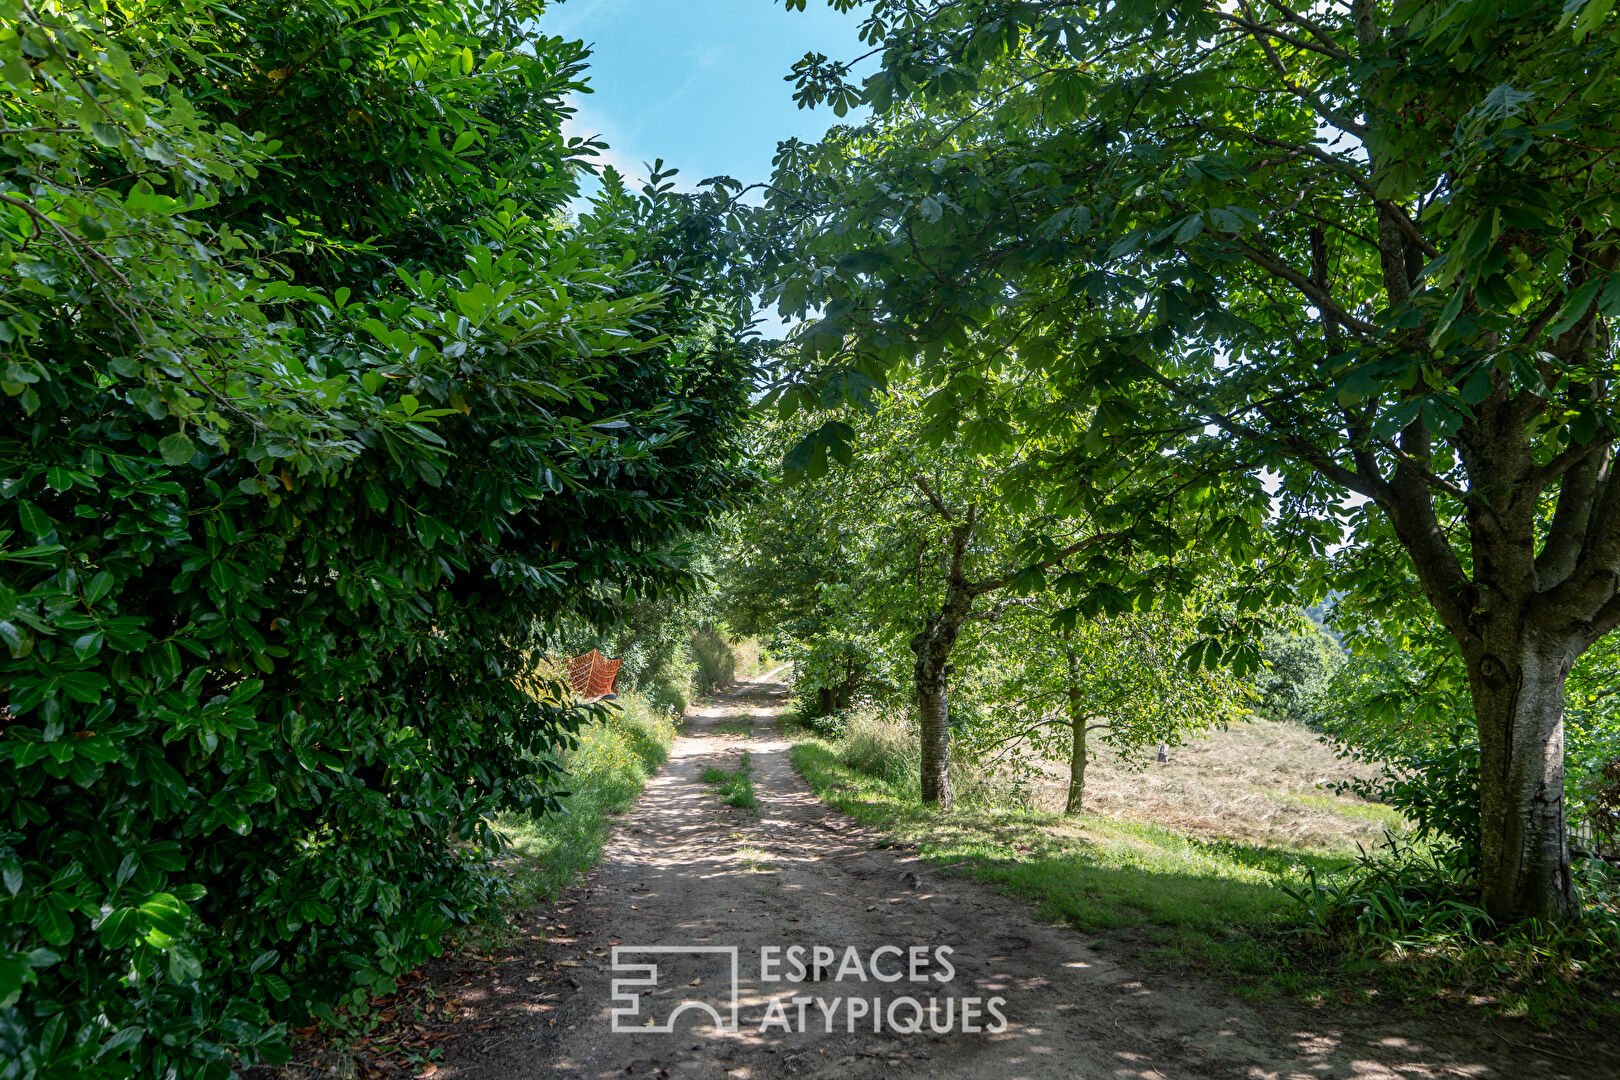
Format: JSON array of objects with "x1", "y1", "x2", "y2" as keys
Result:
[
  {"x1": 763, "y1": 0, "x2": 1620, "y2": 921},
  {"x1": 727, "y1": 373, "x2": 1263, "y2": 806}
]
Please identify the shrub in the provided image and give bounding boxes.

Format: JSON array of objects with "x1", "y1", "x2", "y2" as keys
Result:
[
  {"x1": 644, "y1": 678, "x2": 692, "y2": 719},
  {"x1": 1330, "y1": 725, "x2": 1484, "y2": 866},
  {"x1": 0, "y1": 3, "x2": 752, "y2": 1075},
  {"x1": 1285, "y1": 836, "x2": 1489, "y2": 948},
  {"x1": 785, "y1": 629, "x2": 905, "y2": 719},
  {"x1": 1285, "y1": 835, "x2": 1620, "y2": 1020},
  {"x1": 690, "y1": 626, "x2": 738, "y2": 693},
  {"x1": 1319, "y1": 589, "x2": 1620, "y2": 871},
  {"x1": 1573, "y1": 759, "x2": 1620, "y2": 859}
]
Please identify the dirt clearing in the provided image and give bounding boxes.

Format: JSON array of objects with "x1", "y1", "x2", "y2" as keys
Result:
[{"x1": 436, "y1": 677, "x2": 1611, "y2": 1080}]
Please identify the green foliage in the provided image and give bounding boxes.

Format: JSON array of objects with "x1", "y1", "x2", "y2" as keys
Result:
[
  {"x1": 1321, "y1": 570, "x2": 1620, "y2": 862},
  {"x1": 784, "y1": 616, "x2": 905, "y2": 723},
  {"x1": 1286, "y1": 839, "x2": 1490, "y2": 947},
  {"x1": 1578, "y1": 760, "x2": 1620, "y2": 858},
  {"x1": 1335, "y1": 727, "x2": 1485, "y2": 865},
  {"x1": 727, "y1": 636, "x2": 775, "y2": 680},
  {"x1": 556, "y1": 534, "x2": 744, "y2": 716},
  {"x1": 0, "y1": 1, "x2": 754, "y2": 1073},
  {"x1": 689, "y1": 625, "x2": 737, "y2": 694},
  {"x1": 729, "y1": 382, "x2": 1268, "y2": 813},
  {"x1": 1255, "y1": 619, "x2": 1344, "y2": 727},
  {"x1": 1285, "y1": 839, "x2": 1620, "y2": 1024},
  {"x1": 967, "y1": 604, "x2": 1253, "y2": 791},
  {"x1": 718, "y1": 428, "x2": 911, "y2": 722},
  {"x1": 767, "y1": 0, "x2": 1620, "y2": 918}
]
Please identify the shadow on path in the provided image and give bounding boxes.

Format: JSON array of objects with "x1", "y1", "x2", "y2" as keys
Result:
[{"x1": 439, "y1": 676, "x2": 1609, "y2": 1080}]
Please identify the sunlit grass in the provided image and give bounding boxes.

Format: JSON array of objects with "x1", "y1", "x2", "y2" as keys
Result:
[
  {"x1": 491, "y1": 695, "x2": 679, "y2": 904},
  {"x1": 701, "y1": 750, "x2": 758, "y2": 810},
  {"x1": 1285, "y1": 790, "x2": 1408, "y2": 832},
  {"x1": 790, "y1": 739, "x2": 1322, "y2": 993},
  {"x1": 791, "y1": 735, "x2": 1620, "y2": 1024}
]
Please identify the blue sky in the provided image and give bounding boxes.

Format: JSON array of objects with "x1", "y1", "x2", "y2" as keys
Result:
[{"x1": 539, "y1": 0, "x2": 866, "y2": 189}]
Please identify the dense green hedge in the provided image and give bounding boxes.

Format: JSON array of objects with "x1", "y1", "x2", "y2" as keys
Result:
[{"x1": 0, "y1": 1, "x2": 754, "y2": 1075}]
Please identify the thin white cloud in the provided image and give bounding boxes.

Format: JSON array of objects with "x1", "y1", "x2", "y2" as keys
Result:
[
  {"x1": 561, "y1": 105, "x2": 648, "y2": 187},
  {"x1": 539, "y1": 0, "x2": 633, "y2": 40},
  {"x1": 561, "y1": 101, "x2": 706, "y2": 211}
]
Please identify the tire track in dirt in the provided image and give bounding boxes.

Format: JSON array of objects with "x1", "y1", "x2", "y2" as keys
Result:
[{"x1": 439, "y1": 677, "x2": 1610, "y2": 1079}]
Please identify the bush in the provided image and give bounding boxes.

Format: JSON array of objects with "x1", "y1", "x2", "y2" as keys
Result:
[
  {"x1": 1572, "y1": 758, "x2": 1620, "y2": 859},
  {"x1": 785, "y1": 628, "x2": 905, "y2": 719},
  {"x1": 0, "y1": 3, "x2": 752, "y2": 1075},
  {"x1": 644, "y1": 678, "x2": 692, "y2": 718},
  {"x1": 1285, "y1": 836, "x2": 1488, "y2": 947},
  {"x1": 1330, "y1": 724, "x2": 1483, "y2": 865},
  {"x1": 1285, "y1": 836, "x2": 1620, "y2": 1021},
  {"x1": 558, "y1": 571, "x2": 725, "y2": 709},
  {"x1": 690, "y1": 626, "x2": 738, "y2": 693},
  {"x1": 1319, "y1": 588, "x2": 1620, "y2": 871}
]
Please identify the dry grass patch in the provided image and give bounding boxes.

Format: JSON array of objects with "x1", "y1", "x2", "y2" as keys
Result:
[{"x1": 1018, "y1": 716, "x2": 1404, "y2": 854}]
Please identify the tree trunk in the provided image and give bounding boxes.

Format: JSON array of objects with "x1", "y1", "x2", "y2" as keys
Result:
[
  {"x1": 1470, "y1": 633, "x2": 1580, "y2": 922},
  {"x1": 913, "y1": 607, "x2": 965, "y2": 808},
  {"x1": 1064, "y1": 643, "x2": 1087, "y2": 814},
  {"x1": 1065, "y1": 716, "x2": 1087, "y2": 815},
  {"x1": 908, "y1": 500, "x2": 983, "y2": 810},
  {"x1": 916, "y1": 650, "x2": 953, "y2": 808},
  {"x1": 1375, "y1": 411, "x2": 1595, "y2": 923},
  {"x1": 817, "y1": 685, "x2": 837, "y2": 718}
]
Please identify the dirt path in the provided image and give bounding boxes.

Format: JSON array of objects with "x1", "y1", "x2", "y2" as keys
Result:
[{"x1": 439, "y1": 678, "x2": 1607, "y2": 1079}]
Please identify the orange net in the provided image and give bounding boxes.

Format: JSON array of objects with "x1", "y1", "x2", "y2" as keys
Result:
[{"x1": 565, "y1": 649, "x2": 623, "y2": 701}]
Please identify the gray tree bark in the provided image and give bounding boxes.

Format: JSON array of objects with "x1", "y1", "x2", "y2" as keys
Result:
[
  {"x1": 1064, "y1": 646, "x2": 1088, "y2": 815},
  {"x1": 1466, "y1": 624, "x2": 1581, "y2": 920},
  {"x1": 906, "y1": 477, "x2": 1120, "y2": 810},
  {"x1": 915, "y1": 638, "x2": 954, "y2": 807}
]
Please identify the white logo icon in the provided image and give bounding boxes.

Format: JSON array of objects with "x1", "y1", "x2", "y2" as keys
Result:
[{"x1": 610, "y1": 946, "x2": 741, "y2": 1033}]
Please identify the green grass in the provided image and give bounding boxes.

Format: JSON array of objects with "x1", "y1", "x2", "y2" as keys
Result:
[
  {"x1": 491, "y1": 694, "x2": 679, "y2": 904},
  {"x1": 788, "y1": 739, "x2": 1325, "y2": 995},
  {"x1": 713, "y1": 718, "x2": 753, "y2": 736},
  {"x1": 1286, "y1": 790, "x2": 1409, "y2": 831},
  {"x1": 701, "y1": 750, "x2": 758, "y2": 810},
  {"x1": 790, "y1": 736, "x2": 1620, "y2": 1027}
]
